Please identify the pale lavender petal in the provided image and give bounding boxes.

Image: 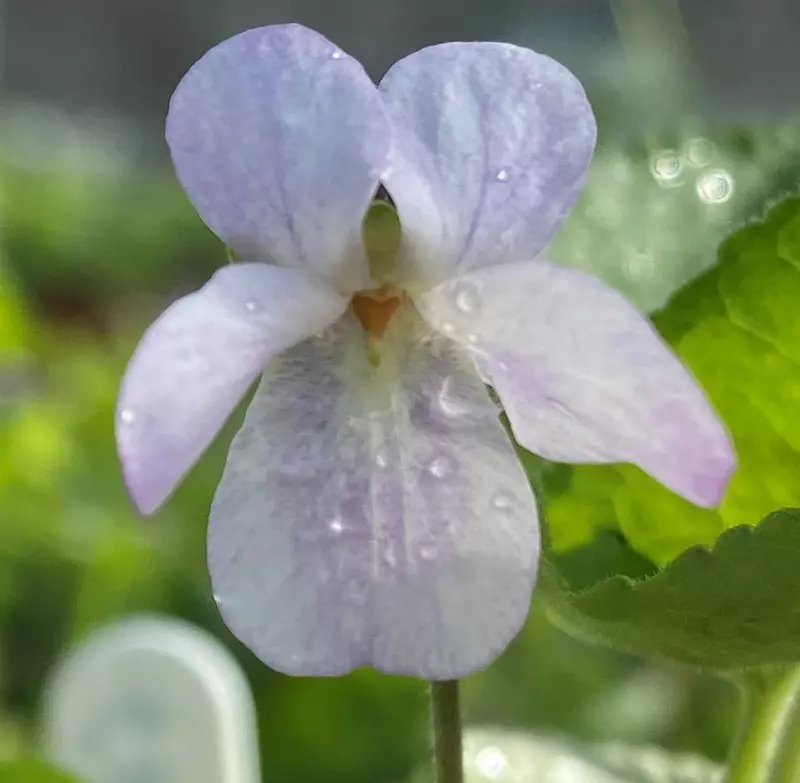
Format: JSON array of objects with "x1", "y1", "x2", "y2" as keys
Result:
[
  {"x1": 117, "y1": 264, "x2": 347, "y2": 514},
  {"x1": 167, "y1": 25, "x2": 391, "y2": 293},
  {"x1": 208, "y1": 305, "x2": 539, "y2": 678},
  {"x1": 379, "y1": 42, "x2": 596, "y2": 287},
  {"x1": 418, "y1": 262, "x2": 735, "y2": 507}
]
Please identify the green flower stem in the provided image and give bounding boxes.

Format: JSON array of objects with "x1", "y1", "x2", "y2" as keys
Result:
[
  {"x1": 430, "y1": 680, "x2": 464, "y2": 783},
  {"x1": 608, "y1": 0, "x2": 693, "y2": 120},
  {"x1": 725, "y1": 668, "x2": 800, "y2": 783},
  {"x1": 609, "y1": 0, "x2": 691, "y2": 69},
  {"x1": 771, "y1": 679, "x2": 800, "y2": 783}
]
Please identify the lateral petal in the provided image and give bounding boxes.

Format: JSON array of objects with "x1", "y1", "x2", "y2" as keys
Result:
[
  {"x1": 117, "y1": 264, "x2": 347, "y2": 513},
  {"x1": 418, "y1": 261, "x2": 735, "y2": 507}
]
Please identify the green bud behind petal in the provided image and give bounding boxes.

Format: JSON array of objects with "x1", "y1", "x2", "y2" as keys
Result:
[{"x1": 363, "y1": 200, "x2": 402, "y2": 284}]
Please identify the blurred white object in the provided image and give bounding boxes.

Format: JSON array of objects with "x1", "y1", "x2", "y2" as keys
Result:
[
  {"x1": 582, "y1": 667, "x2": 687, "y2": 743},
  {"x1": 42, "y1": 615, "x2": 261, "y2": 783},
  {"x1": 463, "y1": 728, "x2": 722, "y2": 783}
]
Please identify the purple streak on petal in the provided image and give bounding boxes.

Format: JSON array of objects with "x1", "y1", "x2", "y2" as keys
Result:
[
  {"x1": 166, "y1": 25, "x2": 391, "y2": 293},
  {"x1": 418, "y1": 261, "x2": 736, "y2": 507},
  {"x1": 116, "y1": 263, "x2": 347, "y2": 514},
  {"x1": 208, "y1": 307, "x2": 539, "y2": 678},
  {"x1": 379, "y1": 42, "x2": 596, "y2": 286}
]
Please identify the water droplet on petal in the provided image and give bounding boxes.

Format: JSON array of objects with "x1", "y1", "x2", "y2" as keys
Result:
[
  {"x1": 453, "y1": 282, "x2": 482, "y2": 314},
  {"x1": 696, "y1": 169, "x2": 734, "y2": 204},
  {"x1": 419, "y1": 544, "x2": 437, "y2": 561},
  {"x1": 427, "y1": 456, "x2": 452, "y2": 479},
  {"x1": 245, "y1": 300, "x2": 258, "y2": 313},
  {"x1": 383, "y1": 547, "x2": 397, "y2": 568},
  {"x1": 120, "y1": 408, "x2": 135, "y2": 425},
  {"x1": 329, "y1": 517, "x2": 344, "y2": 535},
  {"x1": 491, "y1": 490, "x2": 515, "y2": 511},
  {"x1": 467, "y1": 334, "x2": 480, "y2": 345},
  {"x1": 545, "y1": 396, "x2": 578, "y2": 420},
  {"x1": 375, "y1": 448, "x2": 389, "y2": 468},
  {"x1": 441, "y1": 322, "x2": 456, "y2": 336},
  {"x1": 212, "y1": 592, "x2": 222, "y2": 604},
  {"x1": 438, "y1": 375, "x2": 471, "y2": 418},
  {"x1": 331, "y1": 50, "x2": 345, "y2": 59},
  {"x1": 495, "y1": 169, "x2": 510, "y2": 182},
  {"x1": 475, "y1": 747, "x2": 508, "y2": 779}
]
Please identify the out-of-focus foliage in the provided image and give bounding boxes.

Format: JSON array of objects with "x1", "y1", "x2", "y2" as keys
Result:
[
  {"x1": 2, "y1": 109, "x2": 800, "y2": 781},
  {"x1": 548, "y1": 121, "x2": 800, "y2": 313},
  {"x1": 543, "y1": 195, "x2": 800, "y2": 567},
  {"x1": 1, "y1": 163, "x2": 220, "y2": 304},
  {"x1": 544, "y1": 510, "x2": 800, "y2": 669},
  {"x1": 0, "y1": 760, "x2": 78, "y2": 782}
]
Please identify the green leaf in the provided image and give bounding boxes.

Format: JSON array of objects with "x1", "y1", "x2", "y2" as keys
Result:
[
  {"x1": 542, "y1": 509, "x2": 800, "y2": 669},
  {"x1": 543, "y1": 196, "x2": 800, "y2": 566},
  {"x1": 0, "y1": 269, "x2": 33, "y2": 358},
  {"x1": 0, "y1": 759, "x2": 79, "y2": 782}
]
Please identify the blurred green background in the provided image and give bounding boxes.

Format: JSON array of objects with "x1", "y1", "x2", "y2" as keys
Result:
[{"x1": 1, "y1": 1, "x2": 799, "y2": 781}]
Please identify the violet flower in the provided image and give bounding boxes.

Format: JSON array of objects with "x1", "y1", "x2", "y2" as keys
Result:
[{"x1": 116, "y1": 24, "x2": 735, "y2": 679}]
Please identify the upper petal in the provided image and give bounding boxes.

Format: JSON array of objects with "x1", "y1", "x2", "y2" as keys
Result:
[
  {"x1": 116, "y1": 264, "x2": 347, "y2": 514},
  {"x1": 379, "y1": 42, "x2": 596, "y2": 288},
  {"x1": 166, "y1": 25, "x2": 391, "y2": 293},
  {"x1": 418, "y1": 262, "x2": 736, "y2": 507},
  {"x1": 208, "y1": 305, "x2": 539, "y2": 679}
]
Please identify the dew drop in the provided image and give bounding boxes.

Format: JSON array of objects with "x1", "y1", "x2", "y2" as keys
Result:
[
  {"x1": 696, "y1": 169, "x2": 734, "y2": 204},
  {"x1": 212, "y1": 592, "x2": 222, "y2": 604},
  {"x1": 427, "y1": 456, "x2": 452, "y2": 479},
  {"x1": 491, "y1": 490, "x2": 515, "y2": 511},
  {"x1": 419, "y1": 544, "x2": 438, "y2": 561},
  {"x1": 684, "y1": 137, "x2": 715, "y2": 168},
  {"x1": 441, "y1": 322, "x2": 456, "y2": 335},
  {"x1": 650, "y1": 150, "x2": 682, "y2": 184},
  {"x1": 331, "y1": 50, "x2": 345, "y2": 59},
  {"x1": 120, "y1": 408, "x2": 135, "y2": 425},
  {"x1": 475, "y1": 747, "x2": 508, "y2": 779},
  {"x1": 375, "y1": 448, "x2": 389, "y2": 468},
  {"x1": 245, "y1": 299, "x2": 258, "y2": 313},
  {"x1": 546, "y1": 396, "x2": 578, "y2": 420},
  {"x1": 453, "y1": 282, "x2": 482, "y2": 314},
  {"x1": 329, "y1": 517, "x2": 344, "y2": 534},
  {"x1": 438, "y1": 375, "x2": 470, "y2": 418},
  {"x1": 495, "y1": 169, "x2": 510, "y2": 182},
  {"x1": 383, "y1": 547, "x2": 397, "y2": 568},
  {"x1": 467, "y1": 334, "x2": 480, "y2": 345}
]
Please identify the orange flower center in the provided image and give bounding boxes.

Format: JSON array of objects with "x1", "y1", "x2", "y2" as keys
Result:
[{"x1": 351, "y1": 285, "x2": 405, "y2": 338}]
